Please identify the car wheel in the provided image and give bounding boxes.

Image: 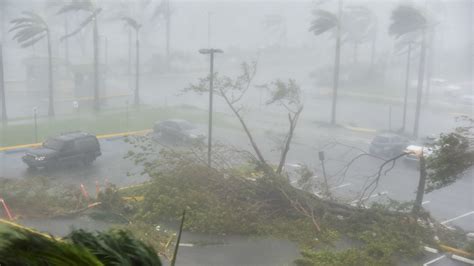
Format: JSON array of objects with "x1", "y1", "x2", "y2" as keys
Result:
[{"x1": 83, "y1": 156, "x2": 94, "y2": 166}]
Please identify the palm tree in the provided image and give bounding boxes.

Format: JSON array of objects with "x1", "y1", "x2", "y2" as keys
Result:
[
  {"x1": 0, "y1": 220, "x2": 162, "y2": 265},
  {"x1": 58, "y1": 0, "x2": 102, "y2": 111},
  {"x1": 262, "y1": 14, "x2": 287, "y2": 48},
  {"x1": 10, "y1": 12, "x2": 55, "y2": 116},
  {"x1": 309, "y1": 0, "x2": 343, "y2": 125},
  {"x1": 343, "y1": 5, "x2": 376, "y2": 64},
  {"x1": 153, "y1": 0, "x2": 172, "y2": 70},
  {"x1": 122, "y1": 17, "x2": 142, "y2": 107},
  {"x1": 389, "y1": 5, "x2": 428, "y2": 138},
  {"x1": 393, "y1": 32, "x2": 420, "y2": 132}
]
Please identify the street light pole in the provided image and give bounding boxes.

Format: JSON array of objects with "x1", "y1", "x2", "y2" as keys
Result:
[{"x1": 199, "y1": 48, "x2": 223, "y2": 167}]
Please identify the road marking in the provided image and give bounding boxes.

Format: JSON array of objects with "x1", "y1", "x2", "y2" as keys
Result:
[
  {"x1": 422, "y1": 201, "x2": 430, "y2": 205},
  {"x1": 441, "y1": 211, "x2": 474, "y2": 225},
  {"x1": 350, "y1": 191, "x2": 388, "y2": 204},
  {"x1": 451, "y1": 254, "x2": 474, "y2": 265},
  {"x1": 179, "y1": 243, "x2": 194, "y2": 247},
  {"x1": 423, "y1": 255, "x2": 446, "y2": 266},
  {"x1": 424, "y1": 246, "x2": 439, "y2": 254},
  {"x1": 331, "y1": 183, "x2": 351, "y2": 190},
  {"x1": 313, "y1": 183, "x2": 352, "y2": 195}
]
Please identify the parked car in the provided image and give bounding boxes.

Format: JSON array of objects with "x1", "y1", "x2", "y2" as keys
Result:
[
  {"x1": 153, "y1": 119, "x2": 205, "y2": 144},
  {"x1": 22, "y1": 132, "x2": 101, "y2": 169},
  {"x1": 369, "y1": 133, "x2": 409, "y2": 157}
]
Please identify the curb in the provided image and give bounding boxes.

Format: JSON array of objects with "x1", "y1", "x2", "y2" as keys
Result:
[
  {"x1": 0, "y1": 129, "x2": 152, "y2": 152},
  {"x1": 343, "y1": 125, "x2": 377, "y2": 133}
]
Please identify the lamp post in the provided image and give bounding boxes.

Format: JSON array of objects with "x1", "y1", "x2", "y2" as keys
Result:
[{"x1": 199, "y1": 48, "x2": 223, "y2": 167}]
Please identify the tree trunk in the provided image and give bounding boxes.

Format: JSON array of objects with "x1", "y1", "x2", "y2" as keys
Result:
[
  {"x1": 64, "y1": 16, "x2": 69, "y2": 66},
  {"x1": 402, "y1": 43, "x2": 412, "y2": 132},
  {"x1": 413, "y1": 30, "x2": 427, "y2": 138},
  {"x1": 277, "y1": 108, "x2": 303, "y2": 174},
  {"x1": 412, "y1": 154, "x2": 427, "y2": 216},
  {"x1": 93, "y1": 16, "x2": 100, "y2": 111},
  {"x1": 353, "y1": 42, "x2": 358, "y2": 64},
  {"x1": 165, "y1": 0, "x2": 171, "y2": 70},
  {"x1": 331, "y1": 0, "x2": 343, "y2": 125},
  {"x1": 0, "y1": 44, "x2": 6, "y2": 124},
  {"x1": 47, "y1": 32, "x2": 55, "y2": 117},
  {"x1": 127, "y1": 28, "x2": 132, "y2": 91},
  {"x1": 370, "y1": 32, "x2": 376, "y2": 70},
  {"x1": 134, "y1": 30, "x2": 139, "y2": 107},
  {"x1": 424, "y1": 30, "x2": 435, "y2": 105}
]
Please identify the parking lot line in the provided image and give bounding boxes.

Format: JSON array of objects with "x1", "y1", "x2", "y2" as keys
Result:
[
  {"x1": 422, "y1": 201, "x2": 430, "y2": 205},
  {"x1": 441, "y1": 211, "x2": 474, "y2": 225},
  {"x1": 331, "y1": 183, "x2": 351, "y2": 190},
  {"x1": 423, "y1": 255, "x2": 446, "y2": 266},
  {"x1": 350, "y1": 191, "x2": 388, "y2": 204}
]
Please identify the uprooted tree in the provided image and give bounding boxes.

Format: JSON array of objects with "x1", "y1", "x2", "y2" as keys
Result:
[{"x1": 184, "y1": 61, "x2": 303, "y2": 175}]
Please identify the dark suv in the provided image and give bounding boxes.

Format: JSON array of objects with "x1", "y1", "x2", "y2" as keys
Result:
[{"x1": 22, "y1": 132, "x2": 101, "y2": 169}]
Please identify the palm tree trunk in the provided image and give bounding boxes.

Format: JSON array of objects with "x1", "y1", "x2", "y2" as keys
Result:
[
  {"x1": 424, "y1": 30, "x2": 435, "y2": 105},
  {"x1": 370, "y1": 32, "x2": 376, "y2": 70},
  {"x1": 46, "y1": 32, "x2": 55, "y2": 117},
  {"x1": 165, "y1": 0, "x2": 170, "y2": 70},
  {"x1": 0, "y1": 44, "x2": 7, "y2": 124},
  {"x1": 93, "y1": 16, "x2": 100, "y2": 111},
  {"x1": 64, "y1": 16, "x2": 69, "y2": 65},
  {"x1": 412, "y1": 154, "x2": 427, "y2": 216},
  {"x1": 353, "y1": 43, "x2": 358, "y2": 64},
  {"x1": 331, "y1": 0, "x2": 343, "y2": 125},
  {"x1": 402, "y1": 43, "x2": 412, "y2": 132},
  {"x1": 134, "y1": 31, "x2": 139, "y2": 107},
  {"x1": 413, "y1": 30, "x2": 427, "y2": 138}
]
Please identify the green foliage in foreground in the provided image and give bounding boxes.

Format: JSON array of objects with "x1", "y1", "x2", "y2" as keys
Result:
[{"x1": 0, "y1": 221, "x2": 161, "y2": 266}]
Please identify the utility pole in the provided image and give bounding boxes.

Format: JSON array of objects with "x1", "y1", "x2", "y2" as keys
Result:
[
  {"x1": 330, "y1": 0, "x2": 343, "y2": 125},
  {"x1": 0, "y1": 43, "x2": 6, "y2": 125},
  {"x1": 199, "y1": 48, "x2": 223, "y2": 167},
  {"x1": 207, "y1": 12, "x2": 212, "y2": 48}
]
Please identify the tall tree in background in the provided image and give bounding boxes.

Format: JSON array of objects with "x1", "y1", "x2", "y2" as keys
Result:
[
  {"x1": 343, "y1": 5, "x2": 376, "y2": 64},
  {"x1": 309, "y1": 0, "x2": 343, "y2": 125},
  {"x1": 0, "y1": 44, "x2": 6, "y2": 124},
  {"x1": 122, "y1": 17, "x2": 142, "y2": 107},
  {"x1": 46, "y1": 0, "x2": 72, "y2": 65},
  {"x1": 153, "y1": 0, "x2": 172, "y2": 70},
  {"x1": 10, "y1": 12, "x2": 55, "y2": 116},
  {"x1": 393, "y1": 32, "x2": 420, "y2": 133},
  {"x1": 262, "y1": 14, "x2": 287, "y2": 48},
  {"x1": 389, "y1": 5, "x2": 429, "y2": 138},
  {"x1": 58, "y1": 0, "x2": 102, "y2": 111}
]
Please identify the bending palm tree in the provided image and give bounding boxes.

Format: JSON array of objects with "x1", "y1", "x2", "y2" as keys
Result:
[
  {"x1": 122, "y1": 17, "x2": 141, "y2": 107},
  {"x1": 389, "y1": 5, "x2": 428, "y2": 138},
  {"x1": 309, "y1": 0, "x2": 343, "y2": 125},
  {"x1": 10, "y1": 12, "x2": 55, "y2": 116},
  {"x1": 58, "y1": 0, "x2": 102, "y2": 111}
]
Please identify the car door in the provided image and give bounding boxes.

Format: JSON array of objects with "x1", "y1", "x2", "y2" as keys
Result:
[{"x1": 57, "y1": 140, "x2": 78, "y2": 164}]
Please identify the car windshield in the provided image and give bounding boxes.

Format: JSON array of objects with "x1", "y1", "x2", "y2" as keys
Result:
[
  {"x1": 43, "y1": 138, "x2": 64, "y2": 150},
  {"x1": 178, "y1": 121, "x2": 195, "y2": 130}
]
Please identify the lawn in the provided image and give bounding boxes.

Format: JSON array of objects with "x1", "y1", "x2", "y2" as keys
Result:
[{"x1": 0, "y1": 105, "x2": 234, "y2": 147}]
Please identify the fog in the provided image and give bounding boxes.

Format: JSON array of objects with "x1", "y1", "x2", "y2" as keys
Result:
[{"x1": 0, "y1": 0, "x2": 473, "y2": 265}]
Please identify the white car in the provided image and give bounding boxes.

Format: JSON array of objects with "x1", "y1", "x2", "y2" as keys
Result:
[{"x1": 403, "y1": 145, "x2": 435, "y2": 166}]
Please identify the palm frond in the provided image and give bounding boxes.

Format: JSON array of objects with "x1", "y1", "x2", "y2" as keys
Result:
[
  {"x1": 389, "y1": 5, "x2": 427, "y2": 38},
  {"x1": 57, "y1": 0, "x2": 93, "y2": 14},
  {"x1": 67, "y1": 229, "x2": 162, "y2": 266},
  {"x1": 309, "y1": 9, "x2": 338, "y2": 36},
  {"x1": 0, "y1": 222, "x2": 102, "y2": 265},
  {"x1": 61, "y1": 8, "x2": 101, "y2": 40},
  {"x1": 20, "y1": 34, "x2": 47, "y2": 48},
  {"x1": 10, "y1": 11, "x2": 48, "y2": 47},
  {"x1": 122, "y1": 16, "x2": 141, "y2": 31}
]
